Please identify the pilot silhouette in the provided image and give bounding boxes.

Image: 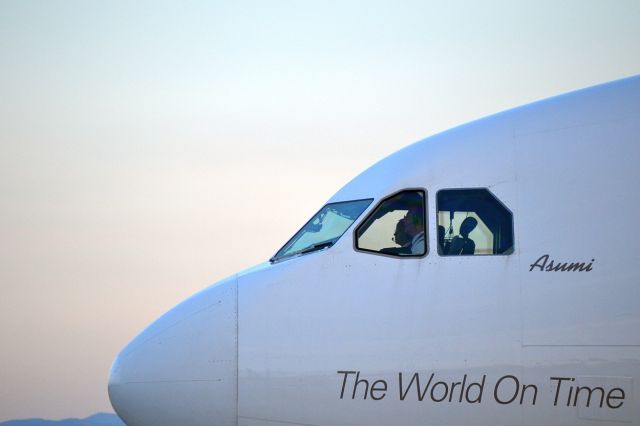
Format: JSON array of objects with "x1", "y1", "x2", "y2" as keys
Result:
[
  {"x1": 404, "y1": 206, "x2": 425, "y2": 255},
  {"x1": 448, "y1": 216, "x2": 478, "y2": 255}
]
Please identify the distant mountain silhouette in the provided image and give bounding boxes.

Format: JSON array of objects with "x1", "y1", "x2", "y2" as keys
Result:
[{"x1": 0, "y1": 413, "x2": 124, "y2": 426}]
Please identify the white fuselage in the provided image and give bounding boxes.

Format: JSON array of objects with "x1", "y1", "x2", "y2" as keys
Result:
[{"x1": 109, "y1": 76, "x2": 640, "y2": 426}]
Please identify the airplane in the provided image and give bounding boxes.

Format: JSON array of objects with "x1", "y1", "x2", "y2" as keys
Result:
[{"x1": 108, "y1": 75, "x2": 640, "y2": 426}]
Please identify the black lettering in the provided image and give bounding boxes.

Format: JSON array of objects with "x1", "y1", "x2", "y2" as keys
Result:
[
  {"x1": 449, "y1": 379, "x2": 462, "y2": 403},
  {"x1": 337, "y1": 371, "x2": 356, "y2": 399},
  {"x1": 370, "y1": 380, "x2": 387, "y2": 400},
  {"x1": 352, "y1": 371, "x2": 369, "y2": 400},
  {"x1": 585, "y1": 259, "x2": 595, "y2": 271},
  {"x1": 530, "y1": 254, "x2": 549, "y2": 271},
  {"x1": 521, "y1": 383, "x2": 538, "y2": 405},
  {"x1": 531, "y1": 255, "x2": 594, "y2": 272},
  {"x1": 399, "y1": 372, "x2": 434, "y2": 401},
  {"x1": 574, "y1": 385, "x2": 605, "y2": 408},
  {"x1": 494, "y1": 375, "x2": 519, "y2": 405},
  {"x1": 458, "y1": 374, "x2": 468, "y2": 403},
  {"x1": 606, "y1": 388, "x2": 625, "y2": 409},
  {"x1": 564, "y1": 262, "x2": 586, "y2": 272},
  {"x1": 431, "y1": 382, "x2": 449, "y2": 402},
  {"x1": 465, "y1": 375, "x2": 485, "y2": 403},
  {"x1": 550, "y1": 377, "x2": 573, "y2": 406},
  {"x1": 547, "y1": 260, "x2": 569, "y2": 272}
]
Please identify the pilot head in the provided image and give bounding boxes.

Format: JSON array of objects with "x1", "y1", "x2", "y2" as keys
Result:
[
  {"x1": 394, "y1": 218, "x2": 411, "y2": 246},
  {"x1": 403, "y1": 206, "x2": 424, "y2": 237},
  {"x1": 459, "y1": 216, "x2": 478, "y2": 238}
]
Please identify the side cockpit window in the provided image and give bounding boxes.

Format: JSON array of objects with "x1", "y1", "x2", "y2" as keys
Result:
[
  {"x1": 437, "y1": 188, "x2": 513, "y2": 256},
  {"x1": 355, "y1": 190, "x2": 427, "y2": 257},
  {"x1": 271, "y1": 199, "x2": 372, "y2": 262}
]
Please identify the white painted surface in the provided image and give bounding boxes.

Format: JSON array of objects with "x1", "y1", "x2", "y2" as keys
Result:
[
  {"x1": 109, "y1": 276, "x2": 238, "y2": 425},
  {"x1": 110, "y1": 75, "x2": 640, "y2": 425}
]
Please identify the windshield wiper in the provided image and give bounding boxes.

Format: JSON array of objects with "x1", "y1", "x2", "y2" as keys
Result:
[
  {"x1": 300, "y1": 241, "x2": 335, "y2": 255},
  {"x1": 270, "y1": 240, "x2": 336, "y2": 263}
]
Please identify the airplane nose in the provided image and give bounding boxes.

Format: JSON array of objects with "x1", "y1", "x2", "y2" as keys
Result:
[{"x1": 108, "y1": 277, "x2": 238, "y2": 426}]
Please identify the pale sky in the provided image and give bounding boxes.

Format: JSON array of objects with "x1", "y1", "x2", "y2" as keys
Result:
[{"x1": 0, "y1": 0, "x2": 638, "y2": 421}]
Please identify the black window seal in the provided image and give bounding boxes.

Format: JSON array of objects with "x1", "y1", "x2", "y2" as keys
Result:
[
  {"x1": 435, "y1": 187, "x2": 514, "y2": 257},
  {"x1": 353, "y1": 188, "x2": 429, "y2": 259},
  {"x1": 270, "y1": 198, "x2": 374, "y2": 264}
]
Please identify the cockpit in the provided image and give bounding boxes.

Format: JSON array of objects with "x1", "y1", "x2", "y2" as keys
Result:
[
  {"x1": 271, "y1": 187, "x2": 513, "y2": 263},
  {"x1": 270, "y1": 199, "x2": 373, "y2": 262}
]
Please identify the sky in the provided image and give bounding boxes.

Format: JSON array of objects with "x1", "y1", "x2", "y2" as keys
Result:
[{"x1": 0, "y1": 0, "x2": 639, "y2": 421}]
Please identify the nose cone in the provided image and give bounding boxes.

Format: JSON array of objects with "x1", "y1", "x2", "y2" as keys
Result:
[{"x1": 109, "y1": 277, "x2": 238, "y2": 426}]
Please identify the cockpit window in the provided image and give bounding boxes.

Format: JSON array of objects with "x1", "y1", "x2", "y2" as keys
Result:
[
  {"x1": 355, "y1": 190, "x2": 427, "y2": 257},
  {"x1": 437, "y1": 188, "x2": 513, "y2": 255},
  {"x1": 271, "y1": 199, "x2": 373, "y2": 262}
]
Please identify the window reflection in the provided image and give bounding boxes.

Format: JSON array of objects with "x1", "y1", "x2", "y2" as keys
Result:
[
  {"x1": 356, "y1": 190, "x2": 426, "y2": 257},
  {"x1": 271, "y1": 199, "x2": 372, "y2": 262},
  {"x1": 437, "y1": 189, "x2": 513, "y2": 255}
]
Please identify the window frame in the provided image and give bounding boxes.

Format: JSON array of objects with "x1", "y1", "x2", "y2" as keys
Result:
[
  {"x1": 353, "y1": 188, "x2": 429, "y2": 259},
  {"x1": 270, "y1": 198, "x2": 374, "y2": 263},
  {"x1": 436, "y1": 187, "x2": 514, "y2": 257}
]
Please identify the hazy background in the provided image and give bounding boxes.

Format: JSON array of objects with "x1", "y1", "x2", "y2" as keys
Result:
[{"x1": 0, "y1": 0, "x2": 638, "y2": 421}]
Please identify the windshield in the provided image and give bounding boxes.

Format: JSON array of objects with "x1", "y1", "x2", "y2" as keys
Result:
[{"x1": 271, "y1": 199, "x2": 373, "y2": 262}]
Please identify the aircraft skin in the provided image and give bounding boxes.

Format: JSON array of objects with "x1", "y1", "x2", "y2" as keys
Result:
[{"x1": 109, "y1": 75, "x2": 640, "y2": 426}]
